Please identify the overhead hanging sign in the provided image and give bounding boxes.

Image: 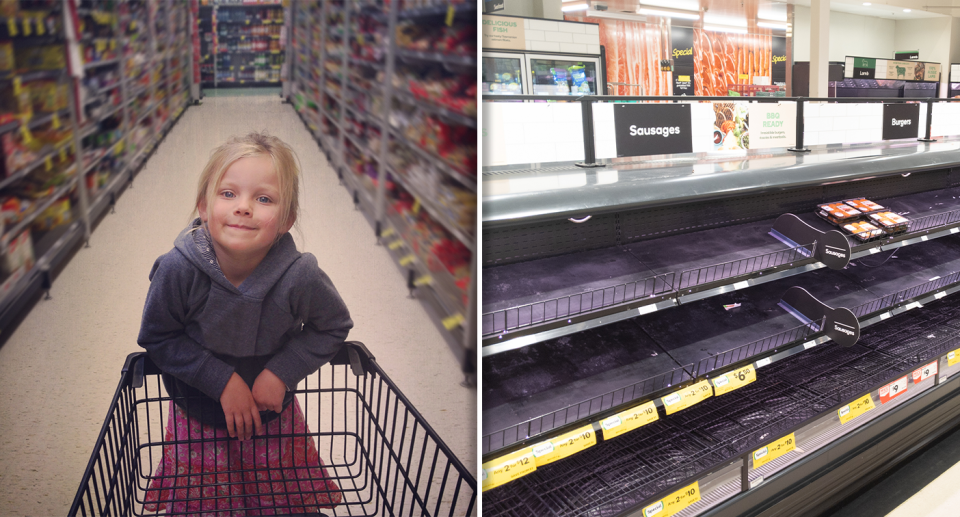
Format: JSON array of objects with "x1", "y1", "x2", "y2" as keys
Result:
[
  {"x1": 882, "y1": 103, "x2": 920, "y2": 140},
  {"x1": 895, "y1": 50, "x2": 919, "y2": 60},
  {"x1": 482, "y1": 15, "x2": 525, "y2": 50},
  {"x1": 845, "y1": 56, "x2": 941, "y2": 82},
  {"x1": 614, "y1": 103, "x2": 693, "y2": 158}
]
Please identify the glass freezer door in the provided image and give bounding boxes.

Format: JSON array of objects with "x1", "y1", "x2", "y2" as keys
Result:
[
  {"x1": 482, "y1": 53, "x2": 526, "y2": 95},
  {"x1": 527, "y1": 56, "x2": 599, "y2": 96}
]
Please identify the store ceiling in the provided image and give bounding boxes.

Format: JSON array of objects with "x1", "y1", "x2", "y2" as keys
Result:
[{"x1": 610, "y1": 0, "x2": 950, "y2": 20}]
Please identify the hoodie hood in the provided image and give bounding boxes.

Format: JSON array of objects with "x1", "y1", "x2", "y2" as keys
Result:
[{"x1": 174, "y1": 218, "x2": 301, "y2": 298}]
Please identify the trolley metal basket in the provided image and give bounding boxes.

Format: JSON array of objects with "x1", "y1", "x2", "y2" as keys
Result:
[{"x1": 69, "y1": 342, "x2": 476, "y2": 516}]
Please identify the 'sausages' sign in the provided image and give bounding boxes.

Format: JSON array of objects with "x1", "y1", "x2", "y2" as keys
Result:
[{"x1": 614, "y1": 104, "x2": 693, "y2": 157}]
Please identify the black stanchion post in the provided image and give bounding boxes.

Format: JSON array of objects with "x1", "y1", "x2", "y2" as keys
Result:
[
  {"x1": 576, "y1": 96, "x2": 604, "y2": 168},
  {"x1": 788, "y1": 98, "x2": 811, "y2": 152},
  {"x1": 919, "y1": 98, "x2": 936, "y2": 142}
]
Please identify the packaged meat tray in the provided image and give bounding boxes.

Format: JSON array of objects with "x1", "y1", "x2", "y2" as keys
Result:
[
  {"x1": 869, "y1": 212, "x2": 909, "y2": 234},
  {"x1": 844, "y1": 198, "x2": 885, "y2": 214},
  {"x1": 842, "y1": 220, "x2": 884, "y2": 241},
  {"x1": 818, "y1": 202, "x2": 862, "y2": 224}
]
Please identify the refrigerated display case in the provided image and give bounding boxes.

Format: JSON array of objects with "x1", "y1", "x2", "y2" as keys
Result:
[
  {"x1": 482, "y1": 52, "x2": 526, "y2": 95},
  {"x1": 481, "y1": 136, "x2": 960, "y2": 515},
  {"x1": 527, "y1": 55, "x2": 600, "y2": 96}
]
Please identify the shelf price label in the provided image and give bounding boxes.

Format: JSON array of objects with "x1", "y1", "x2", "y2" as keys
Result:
[
  {"x1": 442, "y1": 313, "x2": 464, "y2": 330},
  {"x1": 387, "y1": 240, "x2": 403, "y2": 250},
  {"x1": 642, "y1": 481, "x2": 700, "y2": 517},
  {"x1": 399, "y1": 254, "x2": 415, "y2": 266},
  {"x1": 600, "y1": 400, "x2": 658, "y2": 439},
  {"x1": 752, "y1": 433, "x2": 796, "y2": 469},
  {"x1": 531, "y1": 425, "x2": 595, "y2": 467},
  {"x1": 948, "y1": 348, "x2": 960, "y2": 367},
  {"x1": 51, "y1": 113, "x2": 60, "y2": 129},
  {"x1": 411, "y1": 197, "x2": 421, "y2": 214},
  {"x1": 19, "y1": 124, "x2": 33, "y2": 145},
  {"x1": 35, "y1": 15, "x2": 44, "y2": 35},
  {"x1": 711, "y1": 365, "x2": 756, "y2": 396},
  {"x1": 44, "y1": 156, "x2": 52, "y2": 171},
  {"x1": 414, "y1": 275, "x2": 432, "y2": 286},
  {"x1": 381, "y1": 227, "x2": 395, "y2": 238},
  {"x1": 7, "y1": 17, "x2": 16, "y2": 36},
  {"x1": 879, "y1": 375, "x2": 908, "y2": 404},
  {"x1": 22, "y1": 17, "x2": 30, "y2": 36},
  {"x1": 838, "y1": 393, "x2": 875, "y2": 425},
  {"x1": 912, "y1": 360, "x2": 938, "y2": 383},
  {"x1": 446, "y1": 4, "x2": 455, "y2": 26},
  {"x1": 662, "y1": 380, "x2": 713, "y2": 415},
  {"x1": 481, "y1": 448, "x2": 536, "y2": 492},
  {"x1": 12, "y1": 76, "x2": 21, "y2": 95}
]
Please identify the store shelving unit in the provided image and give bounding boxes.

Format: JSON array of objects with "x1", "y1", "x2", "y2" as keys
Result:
[
  {"x1": 198, "y1": 0, "x2": 283, "y2": 88},
  {"x1": 0, "y1": 0, "x2": 194, "y2": 334},
  {"x1": 288, "y1": 0, "x2": 477, "y2": 380},
  {"x1": 480, "y1": 133, "x2": 960, "y2": 514}
]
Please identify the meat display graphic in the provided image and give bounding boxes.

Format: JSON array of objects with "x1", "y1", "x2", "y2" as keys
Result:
[{"x1": 694, "y1": 28, "x2": 773, "y2": 96}]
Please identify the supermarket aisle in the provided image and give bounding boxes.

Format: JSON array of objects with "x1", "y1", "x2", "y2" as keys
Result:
[{"x1": 0, "y1": 94, "x2": 475, "y2": 514}]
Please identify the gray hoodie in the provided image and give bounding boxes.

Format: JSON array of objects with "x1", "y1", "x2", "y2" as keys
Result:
[{"x1": 138, "y1": 219, "x2": 353, "y2": 401}]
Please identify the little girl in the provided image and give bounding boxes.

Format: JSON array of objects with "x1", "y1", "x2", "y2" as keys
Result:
[{"x1": 138, "y1": 131, "x2": 353, "y2": 515}]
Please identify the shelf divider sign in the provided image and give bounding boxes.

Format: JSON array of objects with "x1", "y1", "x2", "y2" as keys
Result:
[
  {"x1": 948, "y1": 348, "x2": 960, "y2": 367},
  {"x1": 838, "y1": 393, "x2": 875, "y2": 425},
  {"x1": 614, "y1": 103, "x2": 693, "y2": 158},
  {"x1": 600, "y1": 400, "x2": 659, "y2": 439},
  {"x1": 662, "y1": 379, "x2": 713, "y2": 415},
  {"x1": 531, "y1": 425, "x2": 596, "y2": 467},
  {"x1": 746, "y1": 102, "x2": 796, "y2": 150},
  {"x1": 481, "y1": 448, "x2": 536, "y2": 492},
  {"x1": 712, "y1": 364, "x2": 756, "y2": 396},
  {"x1": 879, "y1": 375, "x2": 908, "y2": 404},
  {"x1": 641, "y1": 481, "x2": 701, "y2": 517},
  {"x1": 882, "y1": 103, "x2": 920, "y2": 140},
  {"x1": 912, "y1": 360, "x2": 938, "y2": 383},
  {"x1": 752, "y1": 433, "x2": 796, "y2": 469}
]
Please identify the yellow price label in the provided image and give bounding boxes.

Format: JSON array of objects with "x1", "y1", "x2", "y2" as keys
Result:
[
  {"x1": 712, "y1": 365, "x2": 756, "y2": 396},
  {"x1": 12, "y1": 76, "x2": 21, "y2": 95},
  {"x1": 95, "y1": 40, "x2": 106, "y2": 52},
  {"x1": 531, "y1": 425, "x2": 596, "y2": 467},
  {"x1": 481, "y1": 448, "x2": 536, "y2": 492},
  {"x1": 35, "y1": 15, "x2": 44, "y2": 35},
  {"x1": 739, "y1": 74, "x2": 749, "y2": 81},
  {"x1": 399, "y1": 254, "x2": 415, "y2": 266},
  {"x1": 600, "y1": 400, "x2": 658, "y2": 439},
  {"x1": 678, "y1": 75, "x2": 690, "y2": 82},
  {"x1": 446, "y1": 4, "x2": 455, "y2": 26},
  {"x1": 949, "y1": 348, "x2": 960, "y2": 367},
  {"x1": 442, "y1": 313, "x2": 464, "y2": 330},
  {"x1": 662, "y1": 379, "x2": 713, "y2": 415},
  {"x1": 230, "y1": 66, "x2": 235, "y2": 70},
  {"x1": 246, "y1": 20, "x2": 251, "y2": 24},
  {"x1": 130, "y1": 20, "x2": 137, "y2": 30},
  {"x1": 271, "y1": 50, "x2": 280, "y2": 54},
  {"x1": 412, "y1": 198, "x2": 421, "y2": 214},
  {"x1": 114, "y1": 141, "x2": 124, "y2": 155},
  {"x1": 381, "y1": 227, "x2": 395, "y2": 238},
  {"x1": 22, "y1": 18, "x2": 30, "y2": 36},
  {"x1": 109, "y1": 39, "x2": 116, "y2": 50},
  {"x1": 51, "y1": 113, "x2": 60, "y2": 129},
  {"x1": 44, "y1": 155, "x2": 52, "y2": 171},
  {"x1": 7, "y1": 17, "x2": 17, "y2": 36},
  {"x1": 19, "y1": 124, "x2": 33, "y2": 145},
  {"x1": 59, "y1": 147, "x2": 67, "y2": 162},
  {"x1": 752, "y1": 433, "x2": 796, "y2": 469},
  {"x1": 414, "y1": 275, "x2": 432, "y2": 286},
  {"x1": 642, "y1": 482, "x2": 701, "y2": 517},
  {"x1": 838, "y1": 393, "x2": 875, "y2": 425},
  {"x1": 388, "y1": 240, "x2": 403, "y2": 250},
  {"x1": 357, "y1": 33, "x2": 365, "y2": 45}
]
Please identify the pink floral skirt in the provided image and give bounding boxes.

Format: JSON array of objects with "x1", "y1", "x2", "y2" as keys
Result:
[{"x1": 144, "y1": 398, "x2": 342, "y2": 516}]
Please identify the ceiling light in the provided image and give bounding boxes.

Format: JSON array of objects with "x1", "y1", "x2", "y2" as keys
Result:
[
  {"x1": 704, "y1": 24, "x2": 748, "y2": 34},
  {"x1": 863, "y1": 2, "x2": 871, "y2": 5},
  {"x1": 904, "y1": 8, "x2": 911, "y2": 12},
  {"x1": 757, "y1": 21, "x2": 787, "y2": 30},
  {"x1": 586, "y1": 10, "x2": 648, "y2": 22},
  {"x1": 562, "y1": 3, "x2": 589, "y2": 11},
  {"x1": 637, "y1": 6, "x2": 700, "y2": 20}
]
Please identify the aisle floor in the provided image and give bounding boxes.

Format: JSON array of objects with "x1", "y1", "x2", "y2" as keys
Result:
[{"x1": 0, "y1": 95, "x2": 476, "y2": 514}]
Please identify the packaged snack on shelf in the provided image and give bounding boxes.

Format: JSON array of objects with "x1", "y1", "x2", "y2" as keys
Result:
[
  {"x1": 844, "y1": 198, "x2": 884, "y2": 214},
  {"x1": 818, "y1": 202, "x2": 861, "y2": 224},
  {"x1": 0, "y1": 0, "x2": 17, "y2": 17},
  {"x1": 842, "y1": 220, "x2": 883, "y2": 241},
  {"x1": 0, "y1": 42, "x2": 13, "y2": 72},
  {"x1": 32, "y1": 197, "x2": 71, "y2": 232},
  {"x1": 29, "y1": 81, "x2": 69, "y2": 114},
  {"x1": 1, "y1": 229, "x2": 34, "y2": 280},
  {"x1": 869, "y1": 211, "x2": 909, "y2": 234},
  {"x1": 14, "y1": 45, "x2": 66, "y2": 71},
  {"x1": 0, "y1": 131, "x2": 39, "y2": 176}
]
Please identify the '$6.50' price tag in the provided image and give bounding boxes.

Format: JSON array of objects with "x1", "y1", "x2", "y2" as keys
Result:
[
  {"x1": 530, "y1": 425, "x2": 596, "y2": 467},
  {"x1": 481, "y1": 449, "x2": 536, "y2": 492},
  {"x1": 641, "y1": 481, "x2": 701, "y2": 517},
  {"x1": 662, "y1": 380, "x2": 713, "y2": 415},
  {"x1": 712, "y1": 364, "x2": 756, "y2": 396}
]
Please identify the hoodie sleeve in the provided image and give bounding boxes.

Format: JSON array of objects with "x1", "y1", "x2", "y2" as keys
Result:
[
  {"x1": 138, "y1": 251, "x2": 236, "y2": 400},
  {"x1": 265, "y1": 255, "x2": 353, "y2": 388}
]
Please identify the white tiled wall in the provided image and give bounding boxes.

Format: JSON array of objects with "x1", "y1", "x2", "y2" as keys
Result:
[
  {"x1": 802, "y1": 102, "x2": 884, "y2": 146},
  {"x1": 482, "y1": 102, "x2": 586, "y2": 166},
  {"x1": 932, "y1": 103, "x2": 960, "y2": 138},
  {"x1": 523, "y1": 18, "x2": 601, "y2": 55}
]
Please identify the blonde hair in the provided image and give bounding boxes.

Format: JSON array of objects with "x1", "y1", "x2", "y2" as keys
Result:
[{"x1": 194, "y1": 131, "x2": 300, "y2": 237}]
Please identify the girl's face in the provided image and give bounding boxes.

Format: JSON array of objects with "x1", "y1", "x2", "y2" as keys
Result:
[{"x1": 198, "y1": 155, "x2": 292, "y2": 260}]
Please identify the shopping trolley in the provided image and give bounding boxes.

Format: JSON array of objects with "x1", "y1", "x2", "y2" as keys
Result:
[{"x1": 69, "y1": 342, "x2": 476, "y2": 516}]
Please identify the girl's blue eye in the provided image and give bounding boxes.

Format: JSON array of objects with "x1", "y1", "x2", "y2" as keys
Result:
[
  {"x1": 258, "y1": 196, "x2": 272, "y2": 203},
  {"x1": 222, "y1": 191, "x2": 235, "y2": 198}
]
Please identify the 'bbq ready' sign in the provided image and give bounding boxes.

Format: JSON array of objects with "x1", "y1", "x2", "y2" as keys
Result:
[
  {"x1": 613, "y1": 104, "x2": 693, "y2": 157},
  {"x1": 882, "y1": 103, "x2": 920, "y2": 140}
]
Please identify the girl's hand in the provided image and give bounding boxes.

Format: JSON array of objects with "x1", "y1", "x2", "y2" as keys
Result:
[
  {"x1": 252, "y1": 369, "x2": 286, "y2": 413},
  {"x1": 219, "y1": 372, "x2": 262, "y2": 440}
]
